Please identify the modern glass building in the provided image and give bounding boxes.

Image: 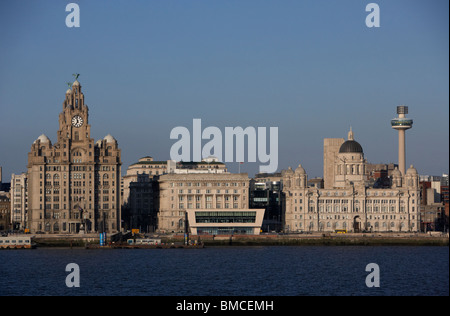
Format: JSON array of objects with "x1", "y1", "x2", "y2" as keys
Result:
[{"x1": 186, "y1": 209, "x2": 265, "y2": 235}]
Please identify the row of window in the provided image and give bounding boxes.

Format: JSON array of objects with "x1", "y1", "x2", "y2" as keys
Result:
[
  {"x1": 336, "y1": 164, "x2": 364, "y2": 175},
  {"x1": 194, "y1": 212, "x2": 256, "y2": 223},
  {"x1": 171, "y1": 182, "x2": 246, "y2": 187},
  {"x1": 37, "y1": 221, "x2": 116, "y2": 232},
  {"x1": 175, "y1": 203, "x2": 240, "y2": 209},
  {"x1": 41, "y1": 172, "x2": 115, "y2": 180},
  {"x1": 175, "y1": 189, "x2": 245, "y2": 194},
  {"x1": 291, "y1": 191, "x2": 415, "y2": 197},
  {"x1": 291, "y1": 221, "x2": 415, "y2": 229},
  {"x1": 42, "y1": 187, "x2": 114, "y2": 194},
  {"x1": 292, "y1": 205, "x2": 415, "y2": 213},
  {"x1": 41, "y1": 165, "x2": 116, "y2": 172},
  {"x1": 39, "y1": 210, "x2": 116, "y2": 220},
  {"x1": 177, "y1": 195, "x2": 240, "y2": 202},
  {"x1": 40, "y1": 180, "x2": 116, "y2": 187},
  {"x1": 196, "y1": 227, "x2": 254, "y2": 235},
  {"x1": 292, "y1": 214, "x2": 413, "y2": 220},
  {"x1": 195, "y1": 217, "x2": 256, "y2": 224},
  {"x1": 39, "y1": 203, "x2": 116, "y2": 210},
  {"x1": 292, "y1": 199, "x2": 415, "y2": 206},
  {"x1": 196, "y1": 211, "x2": 256, "y2": 217}
]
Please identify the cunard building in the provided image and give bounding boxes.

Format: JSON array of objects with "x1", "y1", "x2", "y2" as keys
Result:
[{"x1": 27, "y1": 78, "x2": 121, "y2": 234}]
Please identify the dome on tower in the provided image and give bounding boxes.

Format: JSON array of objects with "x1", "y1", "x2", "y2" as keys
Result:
[
  {"x1": 72, "y1": 80, "x2": 80, "y2": 86},
  {"x1": 295, "y1": 164, "x2": 306, "y2": 175},
  {"x1": 34, "y1": 134, "x2": 51, "y2": 144},
  {"x1": 339, "y1": 128, "x2": 363, "y2": 153},
  {"x1": 283, "y1": 167, "x2": 294, "y2": 175},
  {"x1": 103, "y1": 134, "x2": 116, "y2": 143},
  {"x1": 391, "y1": 167, "x2": 401, "y2": 177},
  {"x1": 339, "y1": 140, "x2": 363, "y2": 153},
  {"x1": 406, "y1": 165, "x2": 418, "y2": 175}
]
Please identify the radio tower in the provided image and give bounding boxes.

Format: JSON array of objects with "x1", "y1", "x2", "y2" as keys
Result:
[{"x1": 391, "y1": 106, "x2": 413, "y2": 176}]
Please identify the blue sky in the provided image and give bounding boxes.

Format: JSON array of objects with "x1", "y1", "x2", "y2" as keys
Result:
[{"x1": 0, "y1": 0, "x2": 448, "y2": 180}]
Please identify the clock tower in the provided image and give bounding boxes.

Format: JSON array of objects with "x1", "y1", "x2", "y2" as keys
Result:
[
  {"x1": 27, "y1": 78, "x2": 122, "y2": 235},
  {"x1": 58, "y1": 80, "x2": 91, "y2": 146}
]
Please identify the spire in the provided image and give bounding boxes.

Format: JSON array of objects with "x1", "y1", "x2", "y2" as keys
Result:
[
  {"x1": 71, "y1": 73, "x2": 81, "y2": 93},
  {"x1": 348, "y1": 126, "x2": 354, "y2": 141}
]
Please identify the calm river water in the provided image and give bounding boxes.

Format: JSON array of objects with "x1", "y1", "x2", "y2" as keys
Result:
[{"x1": 0, "y1": 246, "x2": 448, "y2": 296}]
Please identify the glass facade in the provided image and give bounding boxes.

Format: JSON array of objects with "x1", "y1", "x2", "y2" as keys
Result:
[
  {"x1": 195, "y1": 211, "x2": 257, "y2": 223},
  {"x1": 196, "y1": 227, "x2": 254, "y2": 235},
  {"x1": 391, "y1": 118, "x2": 413, "y2": 127}
]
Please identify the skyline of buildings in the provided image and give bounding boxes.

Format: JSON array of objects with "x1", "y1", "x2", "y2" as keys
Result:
[{"x1": 0, "y1": 78, "x2": 448, "y2": 234}]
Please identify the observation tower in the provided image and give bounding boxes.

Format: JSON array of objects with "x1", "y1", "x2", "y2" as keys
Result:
[{"x1": 391, "y1": 106, "x2": 413, "y2": 176}]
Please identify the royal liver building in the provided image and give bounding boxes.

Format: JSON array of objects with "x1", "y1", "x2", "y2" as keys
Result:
[
  {"x1": 27, "y1": 78, "x2": 121, "y2": 234},
  {"x1": 282, "y1": 129, "x2": 420, "y2": 233}
]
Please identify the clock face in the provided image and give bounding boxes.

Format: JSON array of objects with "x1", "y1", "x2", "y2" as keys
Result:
[{"x1": 72, "y1": 115, "x2": 83, "y2": 128}]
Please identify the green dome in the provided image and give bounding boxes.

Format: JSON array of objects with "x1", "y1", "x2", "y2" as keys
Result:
[{"x1": 339, "y1": 140, "x2": 363, "y2": 153}]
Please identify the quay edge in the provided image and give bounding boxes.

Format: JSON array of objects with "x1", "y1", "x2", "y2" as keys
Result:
[{"x1": 28, "y1": 232, "x2": 449, "y2": 248}]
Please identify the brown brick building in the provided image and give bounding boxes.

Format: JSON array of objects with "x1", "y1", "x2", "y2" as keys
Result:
[{"x1": 27, "y1": 79, "x2": 121, "y2": 234}]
